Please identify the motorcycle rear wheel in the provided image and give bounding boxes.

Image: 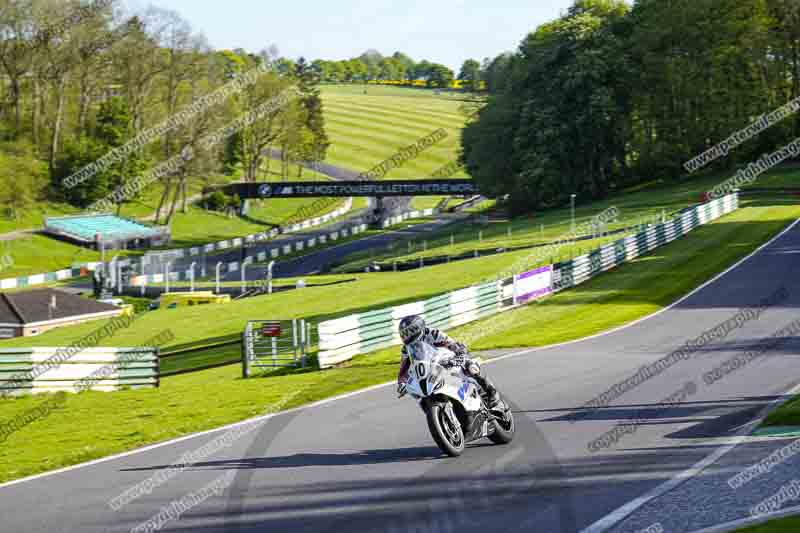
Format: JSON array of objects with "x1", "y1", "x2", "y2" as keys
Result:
[
  {"x1": 488, "y1": 408, "x2": 515, "y2": 444},
  {"x1": 426, "y1": 401, "x2": 465, "y2": 457}
]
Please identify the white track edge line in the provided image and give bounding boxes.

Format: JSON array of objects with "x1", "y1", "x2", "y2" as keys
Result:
[
  {"x1": 0, "y1": 380, "x2": 395, "y2": 491},
  {"x1": 580, "y1": 381, "x2": 800, "y2": 533},
  {"x1": 1, "y1": 216, "x2": 796, "y2": 493},
  {"x1": 573, "y1": 216, "x2": 800, "y2": 532}
]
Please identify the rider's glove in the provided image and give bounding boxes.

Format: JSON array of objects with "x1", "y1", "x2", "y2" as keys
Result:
[{"x1": 450, "y1": 351, "x2": 466, "y2": 368}]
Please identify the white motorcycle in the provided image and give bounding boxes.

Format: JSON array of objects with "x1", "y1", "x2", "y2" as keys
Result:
[{"x1": 399, "y1": 340, "x2": 515, "y2": 456}]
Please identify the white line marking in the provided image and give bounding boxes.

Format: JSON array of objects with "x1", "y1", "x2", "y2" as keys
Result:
[
  {"x1": 580, "y1": 382, "x2": 800, "y2": 533},
  {"x1": 0, "y1": 380, "x2": 395, "y2": 491},
  {"x1": 575, "y1": 219, "x2": 800, "y2": 533}
]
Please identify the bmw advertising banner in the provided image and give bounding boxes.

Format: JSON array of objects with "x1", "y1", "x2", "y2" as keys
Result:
[{"x1": 214, "y1": 179, "x2": 481, "y2": 198}]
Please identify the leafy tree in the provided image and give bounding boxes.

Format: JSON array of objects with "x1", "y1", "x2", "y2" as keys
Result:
[
  {"x1": 413, "y1": 60, "x2": 432, "y2": 81},
  {"x1": 426, "y1": 63, "x2": 454, "y2": 88},
  {"x1": 481, "y1": 53, "x2": 514, "y2": 94},
  {"x1": 462, "y1": 0, "x2": 632, "y2": 212},
  {"x1": 0, "y1": 141, "x2": 46, "y2": 220},
  {"x1": 295, "y1": 58, "x2": 330, "y2": 172},
  {"x1": 378, "y1": 58, "x2": 400, "y2": 81},
  {"x1": 458, "y1": 59, "x2": 482, "y2": 91},
  {"x1": 274, "y1": 57, "x2": 296, "y2": 76},
  {"x1": 391, "y1": 52, "x2": 416, "y2": 80},
  {"x1": 239, "y1": 74, "x2": 298, "y2": 182},
  {"x1": 222, "y1": 131, "x2": 242, "y2": 174},
  {"x1": 54, "y1": 97, "x2": 146, "y2": 210}
]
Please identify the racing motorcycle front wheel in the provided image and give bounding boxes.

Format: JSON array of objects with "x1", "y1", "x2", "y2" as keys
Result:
[{"x1": 426, "y1": 400, "x2": 465, "y2": 457}]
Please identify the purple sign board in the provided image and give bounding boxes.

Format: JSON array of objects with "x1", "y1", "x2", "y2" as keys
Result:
[{"x1": 514, "y1": 265, "x2": 553, "y2": 305}]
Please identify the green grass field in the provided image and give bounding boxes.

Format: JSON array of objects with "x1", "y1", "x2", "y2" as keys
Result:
[
  {"x1": 1, "y1": 234, "x2": 100, "y2": 279},
  {"x1": 319, "y1": 84, "x2": 470, "y2": 179},
  {"x1": 0, "y1": 194, "x2": 797, "y2": 483},
  {"x1": 734, "y1": 517, "x2": 800, "y2": 532},
  {"x1": 323, "y1": 83, "x2": 479, "y2": 101},
  {"x1": 0, "y1": 202, "x2": 78, "y2": 234}
]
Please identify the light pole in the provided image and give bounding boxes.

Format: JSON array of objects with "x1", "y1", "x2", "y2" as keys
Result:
[
  {"x1": 189, "y1": 262, "x2": 197, "y2": 293},
  {"x1": 164, "y1": 262, "x2": 171, "y2": 294},
  {"x1": 570, "y1": 194, "x2": 577, "y2": 233},
  {"x1": 241, "y1": 257, "x2": 252, "y2": 295},
  {"x1": 267, "y1": 260, "x2": 275, "y2": 294}
]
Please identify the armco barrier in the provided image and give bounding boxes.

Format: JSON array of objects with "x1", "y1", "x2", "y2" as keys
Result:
[
  {"x1": 381, "y1": 208, "x2": 435, "y2": 228},
  {"x1": 317, "y1": 193, "x2": 739, "y2": 368},
  {"x1": 318, "y1": 281, "x2": 499, "y2": 368},
  {"x1": 551, "y1": 193, "x2": 737, "y2": 292},
  {"x1": 0, "y1": 347, "x2": 159, "y2": 395}
]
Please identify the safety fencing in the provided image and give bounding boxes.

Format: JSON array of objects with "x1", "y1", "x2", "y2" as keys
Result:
[
  {"x1": 128, "y1": 222, "x2": 370, "y2": 286},
  {"x1": 0, "y1": 198, "x2": 354, "y2": 291},
  {"x1": 0, "y1": 261, "x2": 106, "y2": 291},
  {"x1": 317, "y1": 193, "x2": 739, "y2": 368},
  {"x1": 0, "y1": 347, "x2": 159, "y2": 395},
  {"x1": 381, "y1": 208, "x2": 436, "y2": 228}
]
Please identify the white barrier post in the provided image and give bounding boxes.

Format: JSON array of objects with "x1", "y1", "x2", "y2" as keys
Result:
[
  {"x1": 215, "y1": 262, "x2": 223, "y2": 294},
  {"x1": 165, "y1": 262, "x2": 171, "y2": 294},
  {"x1": 190, "y1": 262, "x2": 196, "y2": 292}
]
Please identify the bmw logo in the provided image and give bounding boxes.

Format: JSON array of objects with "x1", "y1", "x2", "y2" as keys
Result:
[{"x1": 258, "y1": 184, "x2": 273, "y2": 197}]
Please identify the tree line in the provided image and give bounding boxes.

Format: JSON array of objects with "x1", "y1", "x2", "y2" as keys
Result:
[
  {"x1": 276, "y1": 49, "x2": 484, "y2": 91},
  {"x1": 462, "y1": 0, "x2": 800, "y2": 214},
  {"x1": 0, "y1": 0, "x2": 328, "y2": 225}
]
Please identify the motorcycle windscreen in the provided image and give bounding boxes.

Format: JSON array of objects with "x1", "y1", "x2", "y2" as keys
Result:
[{"x1": 405, "y1": 340, "x2": 438, "y2": 362}]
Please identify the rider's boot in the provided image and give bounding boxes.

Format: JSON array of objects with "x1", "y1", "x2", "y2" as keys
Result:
[
  {"x1": 474, "y1": 375, "x2": 501, "y2": 408},
  {"x1": 465, "y1": 360, "x2": 502, "y2": 408}
]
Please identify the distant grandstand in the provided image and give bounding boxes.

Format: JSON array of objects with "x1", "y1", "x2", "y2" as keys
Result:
[{"x1": 44, "y1": 214, "x2": 170, "y2": 250}]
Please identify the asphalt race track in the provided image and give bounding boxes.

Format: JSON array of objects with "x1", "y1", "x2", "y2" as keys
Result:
[
  {"x1": 2, "y1": 221, "x2": 800, "y2": 533},
  {"x1": 261, "y1": 212, "x2": 465, "y2": 278}
]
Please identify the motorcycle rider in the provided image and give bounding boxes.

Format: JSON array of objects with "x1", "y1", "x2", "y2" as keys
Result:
[{"x1": 396, "y1": 315, "x2": 500, "y2": 407}]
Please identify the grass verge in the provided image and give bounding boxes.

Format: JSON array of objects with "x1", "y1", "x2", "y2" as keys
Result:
[
  {"x1": 0, "y1": 199, "x2": 796, "y2": 483},
  {"x1": 734, "y1": 516, "x2": 800, "y2": 532},
  {"x1": 762, "y1": 395, "x2": 800, "y2": 427}
]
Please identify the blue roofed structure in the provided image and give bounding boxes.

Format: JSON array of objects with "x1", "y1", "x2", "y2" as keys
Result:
[{"x1": 44, "y1": 214, "x2": 170, "y2": 250}]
